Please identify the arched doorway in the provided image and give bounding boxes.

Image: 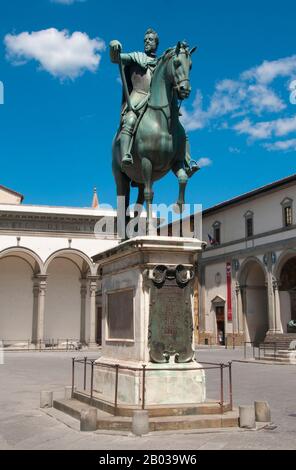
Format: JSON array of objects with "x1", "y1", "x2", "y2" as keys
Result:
[
  {"x1": 240, "y1": 259, "x2": 268, "y2": 344},
  {"x1": 279, "y1": 256, "x2": 296, "y2": 332},
  {"x1": 45, "y1": 256, "x2": 89, "y2": 343},
  {"x1": 211, "y1": 296, "x2": 226, "y2": 345},
  {"x1": 0, "y1": 249, "x2": 42, "y2": 344}
]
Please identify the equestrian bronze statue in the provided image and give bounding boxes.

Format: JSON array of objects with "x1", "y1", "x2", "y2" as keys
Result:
[{"x1": 110, "y1": 29, "x2": 198, "y2": 235}]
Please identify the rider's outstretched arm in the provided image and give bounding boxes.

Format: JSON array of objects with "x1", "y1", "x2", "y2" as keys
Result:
[{"x1": 110, "y1": 40, "x2": 134, "y2": 66}]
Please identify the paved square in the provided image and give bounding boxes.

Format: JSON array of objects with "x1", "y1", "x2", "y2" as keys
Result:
[{"x1": 0, "y1": 348, "x2": 296, "y2": 450}]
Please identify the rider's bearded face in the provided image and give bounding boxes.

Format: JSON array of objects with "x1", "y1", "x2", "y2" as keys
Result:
[{"x1": 144, "y1": 34, "x2": 157, "y2": 55}]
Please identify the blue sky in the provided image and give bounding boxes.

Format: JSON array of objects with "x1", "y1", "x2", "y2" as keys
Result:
[{"x1": 0, "y1": 0, "x2": 295, "y2": 209}]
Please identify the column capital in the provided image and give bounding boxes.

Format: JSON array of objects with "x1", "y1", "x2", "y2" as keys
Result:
[
  {"x1": 88, "y1": 275, "x2": 100, "y2": 294},
  {"x1": 272, "y1": 277, "x2": 281, "y2": 291},
  {"x1": 87, "y1": 275, "x2": 100, "y2": 284},
  {"x1": 33, "y1": 275, "x2": 47, "y2": 293}
]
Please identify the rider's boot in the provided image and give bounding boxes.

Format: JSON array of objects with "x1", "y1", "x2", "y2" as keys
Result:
[{"x1": 120, "y1": 132, "x2": 134, "y2": 168}]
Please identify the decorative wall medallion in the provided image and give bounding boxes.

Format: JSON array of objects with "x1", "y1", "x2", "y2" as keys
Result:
[{"x1": 215, "y1": 272, "x2": 221, "y2": 286}]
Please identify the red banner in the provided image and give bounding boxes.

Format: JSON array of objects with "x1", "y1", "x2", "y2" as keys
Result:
[{"x1": 226, "y1": 262, "x2": 232, "y2": 321}]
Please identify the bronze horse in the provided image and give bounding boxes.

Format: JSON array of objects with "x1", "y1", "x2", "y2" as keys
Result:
[{"x1": 112, "y1": 42, "x2": 196, "y2": 235}]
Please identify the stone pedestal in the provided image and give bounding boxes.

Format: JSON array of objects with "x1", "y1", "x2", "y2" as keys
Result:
[{"x1": 92, "y1": 236, "x2": 206, "y2": 407}]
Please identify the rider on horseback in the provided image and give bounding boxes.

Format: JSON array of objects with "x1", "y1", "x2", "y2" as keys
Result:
[{"x1": 110, "y1": 29, "x2": 199, "y2": 177}]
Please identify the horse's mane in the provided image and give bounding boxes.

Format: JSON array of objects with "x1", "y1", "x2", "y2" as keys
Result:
[
  {"x1": 160, "y1": 42, "x2": 190, "y2": 63},
  {"x1": 151, "y1": 42, "x2": 190, "y2": 85}
]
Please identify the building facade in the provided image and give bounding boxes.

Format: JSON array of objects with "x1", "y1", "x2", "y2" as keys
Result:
[
  {"x1": 1, "y1": 174, "x2": 296, "y2": 349},
  {"x1": 198, "y1": 174, "x2": 296, "y2": 346},
  {"x1": 0, "y1": 185, "x2": 118, "y2": 347}
]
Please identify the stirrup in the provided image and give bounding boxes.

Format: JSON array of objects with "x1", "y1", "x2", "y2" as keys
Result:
[{"x1": 186, "y1": 160, "x2": 200, "y2": 178}]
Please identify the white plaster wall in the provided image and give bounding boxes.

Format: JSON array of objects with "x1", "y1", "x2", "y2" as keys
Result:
[
  {"x1": 280, "y1": 291, "x2": 291, "y2": 333},
  {"x1": 0, "y1": 234, "x2": 118, "y2": 264},
  {"x1": 44, "y1": 258, "x2": 81, "y2": 340},
  {"x1": 0, "y1": 257, "x2": 33, "y2": 341},
  {"x1": 204, "y1": 262, "x2": 227, "y2": 333},
  {"x1": 203, "y1": 185, "x2": 296, "y2": 244},
  {"x1": 0, "y1": 189, "x2": 21, "y2": 204},
  {"x1": 245, "y1": 287, "x2": 268, "y2": 343},
  {"x1": 244, "y1": 264, "x2": 268, "y2": 343}
]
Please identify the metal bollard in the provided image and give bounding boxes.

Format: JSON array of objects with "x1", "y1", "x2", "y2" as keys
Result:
[
  {"x1": 239, "y1": 405, "x2": 256, "y2": 429},
  {"x1": 40, "y1": 390, "x2": 53, "y2": 408},
  {"x1": 80, "y1": 408, "x2": 97, "y2": 432},
  {"x1": 65, "y1": 386, "x2": 75, "y2": 400},
  {"x1": 132, "y1": 410, "x2": 149, "y2": 436},
  {"x1": 254, "y1": 401, "x2": 271, "y2": 422}
]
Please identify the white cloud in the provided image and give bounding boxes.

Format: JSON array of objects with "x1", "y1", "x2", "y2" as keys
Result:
[
  {"x1": 242, "y1": 55, "x2": 296, "y2": 84},
  {"x1": 228, "y1": 146, "x2": 241, "y2": 154},
  {"x1": 263, "y1": 139, "x2": 296, "y2": 152},
  {"x1": 197, "y1": 157, "x2": 212, "y2": 168},
  {"x1": 51, "y1": 0, "x2": 86, "y2": 4},
  {"x1": 182, "y1": 55, "x2": 296, "y2": 133},
  {"x1": 181, "y1": 90, "x2": 207, "y2": 131},
  {"x1": 234, "y1": 116, "x2": 296, "y2": 140},
  {"x1": 247, "y1": 84, "x2": 285, "y2": 114},
  {"x1": 4, "y1": 28, "x2": 105, "y2": 80}
]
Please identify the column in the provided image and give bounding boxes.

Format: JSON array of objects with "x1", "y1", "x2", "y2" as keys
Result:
[
  {"x1": 272, "y1": 278, "x2": 282, "y2": 333},
  {"x1": 198, "y1": 263, "x2": 206, "y2": 338},
  {"x1": 88, "y1": 276, "x2": 99, "y2": 346},
  {"x1": 32, "y1": 275, "x2": 47, "y2": 345},
  {"x1": 235, "y1": 282, "x2": 244, "y2": 335},
  {"x1": 80, "y1": 278, "x2": 87, "y2": 344}
]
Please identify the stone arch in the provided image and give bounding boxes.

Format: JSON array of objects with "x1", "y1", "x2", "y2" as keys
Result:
[
  {"x1": 44, "y1": 248, "x2": 94, "y2": 276},
  {"x1": 43, "y1": 249, "x2": 94, "y2": 343},
  {"x1": 239, "y1": 257, "x2": 268, "y2": 344},
  {"x1": 274, "y1": 250, "x2": 296, "y2": 332},
  {"x1": 274, "y1": 249, "x2": 296, "y2": 280},
  {"x1": 0, "y1": 246, "x2": 43, "y2": 274},
  {"x1": 238, "y1": 256, "x2": 267, "y2": 285},
  {"x1": 0, "y1": 247, "x2": 42, "y2": 343}
]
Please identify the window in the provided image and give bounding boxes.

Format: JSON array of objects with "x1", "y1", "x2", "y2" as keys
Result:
[
  {"x1": 246, "y1": 217, "x2": 253, "y2": 237},
  {"x1": 281, "y1": 198, "x2": 293, "y2": 227},
  {"x1": 212, "y1": 221, "x2": 221, "y2": 245},
  {"x1": 284, "y1": 206, "x2": 293, "y2": 227},
  {"x1": 244, "y1": 210, "x2": 254, "y2": 238}
]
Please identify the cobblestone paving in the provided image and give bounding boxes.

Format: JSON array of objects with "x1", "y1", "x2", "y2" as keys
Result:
[{"x1": 0, "y1": 348, "x2": 295, "y2": 450}]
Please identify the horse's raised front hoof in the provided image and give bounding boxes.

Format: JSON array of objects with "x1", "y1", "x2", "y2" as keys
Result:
[
  {"x1": 186, "y1": 162, "x2": 200, "y2": 178},
  {"x1": 173, "y1": 202, "x2": 185, "y2": 214}
]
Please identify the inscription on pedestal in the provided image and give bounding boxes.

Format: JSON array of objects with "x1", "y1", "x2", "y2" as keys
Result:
[
  {"x1": 107, "y1": 289, "x2": 134, "y2": 340},
  {"x1": 149, "y1": 280, "x2": 194, "y2": 363}
]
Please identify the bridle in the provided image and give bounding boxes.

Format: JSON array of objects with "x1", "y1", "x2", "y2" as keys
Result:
[{"x1": 148, "y1": 49, "x2": 191, "y2": 112}]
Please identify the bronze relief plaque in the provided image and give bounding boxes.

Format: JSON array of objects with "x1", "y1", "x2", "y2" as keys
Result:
[
  {"x1": 107, "y1": 289, "x2": 134, "y2": 340},
  {"x1": 149, "y1": 279, "x2": 194, "y2": 363}
]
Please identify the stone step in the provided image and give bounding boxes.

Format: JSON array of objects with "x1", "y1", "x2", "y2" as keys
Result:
[
  {"x1": 264, "y1": 349, "x2": 296, "y2": 357},
  {"x1": 73, "y1": 390, "x2": 232, "y2": 417},
  {"x1": 264, "y1": 334, "x2": 296, "y2": 349},
  {"x1": 53, "y1": 398, "x2": 239, "y2": 432},
  {"x1": 260, "y1": 356, "x2": 296, "y2": 364}
]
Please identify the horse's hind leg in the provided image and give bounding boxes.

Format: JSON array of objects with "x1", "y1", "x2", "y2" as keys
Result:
[
  {"x1": 133, "y1": 184, "x2": 145, "y2": 235},
  {"x1": 141, "y1": 157, "x2": 154, "y2": 235},
  {"x1": 173, "y1": 163, "x2": 188, "y2": 211},
  {"x1": 113, "y1": 163, "x2": 131, "y2": 239}
]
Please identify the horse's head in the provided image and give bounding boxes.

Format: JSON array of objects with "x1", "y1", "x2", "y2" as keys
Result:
[{"x1": 166, "y1": 41, "x2": 197, "y2": 100}]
